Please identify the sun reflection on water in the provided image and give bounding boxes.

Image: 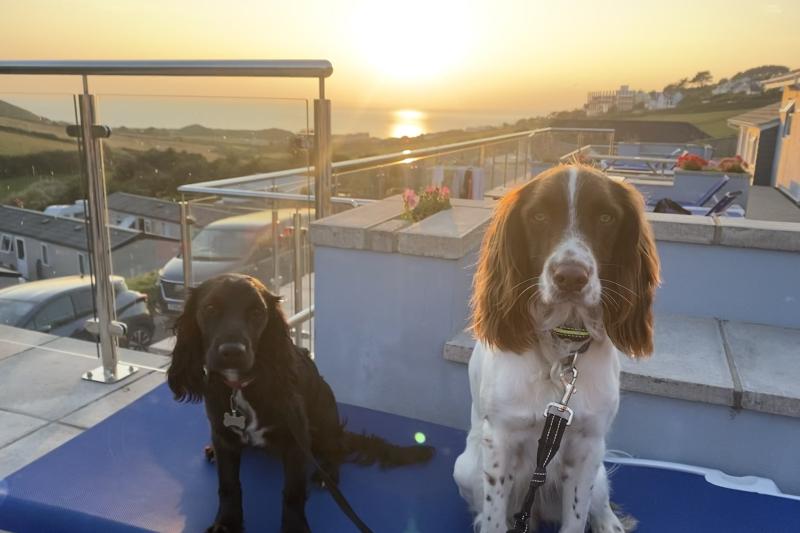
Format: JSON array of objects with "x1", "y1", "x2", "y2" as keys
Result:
[{"x1": 390, "y1": 109, "x2": 427, "y2": 138}]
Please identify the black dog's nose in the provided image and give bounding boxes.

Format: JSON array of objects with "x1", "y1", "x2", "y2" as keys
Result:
[
  {"x1": 217, "y1": 342, "x2": 246, "y2": 359},
  {"x1": 553, "y1": 264, "x2": 589, "y2": 292}
]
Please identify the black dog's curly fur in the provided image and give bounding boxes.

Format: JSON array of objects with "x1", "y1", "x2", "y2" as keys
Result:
[{"x1": 167, "y1": 274, "x2": 433, "y2": 533}]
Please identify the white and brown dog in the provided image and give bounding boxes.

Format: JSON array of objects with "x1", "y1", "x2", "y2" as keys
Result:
[{"x1": 453, "y1": 165, "x2": 660, "y2": 532}]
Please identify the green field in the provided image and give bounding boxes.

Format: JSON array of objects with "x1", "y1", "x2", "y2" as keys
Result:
[{"x1": 626, "y1": 109, "x2": 753, "y2": 139}]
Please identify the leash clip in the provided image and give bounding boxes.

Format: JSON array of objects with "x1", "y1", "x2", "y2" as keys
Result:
[
  {"x1": 544, "y1": 352, "x2": 579, "y2": 425},
  {"x1": 544, "y1": 402, "x2": 574, "y2": 425}
]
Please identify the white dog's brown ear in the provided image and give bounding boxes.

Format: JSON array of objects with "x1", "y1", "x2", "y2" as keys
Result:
[
  {"x1": 471, "y1": 185, "x2": 537, "y2": 354},
  {"x1": 604, "y1": 182, "x2": 660, "y2": 358}
]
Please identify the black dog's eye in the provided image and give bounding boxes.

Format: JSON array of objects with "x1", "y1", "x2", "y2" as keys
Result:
[
  {"x1": 532, "y1": 212, "x2": 548, "y2": 222},
  {"x1": 203, "y1": 304, "x2": 218, "y2": 315},
  {"x1": 599, "y1": 213, "x2": 614, "y2": 224}
]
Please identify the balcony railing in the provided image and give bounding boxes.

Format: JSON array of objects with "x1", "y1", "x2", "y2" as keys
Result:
[{"x1": 0, "y1": 60, "x2": 333, "y2": 383}]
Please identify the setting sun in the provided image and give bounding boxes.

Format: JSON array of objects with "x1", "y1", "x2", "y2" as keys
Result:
[{"x1": 350, "y1": 0, "x2": 473, "y2": 82}]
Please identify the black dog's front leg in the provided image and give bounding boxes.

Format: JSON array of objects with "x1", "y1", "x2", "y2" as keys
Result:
[
  {"x1": 281, "y1": 400, "x2": 312, "y2": 533},
  {"x1": 207, "y1": 435, "x2": 244, "y2": 533},
  {"x1": 281, "y1": 444, "x2": 311, "y2": 533}
]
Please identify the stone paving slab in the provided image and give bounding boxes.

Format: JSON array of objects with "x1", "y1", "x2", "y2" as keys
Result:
[
  {"x1": 620, "y1": 314, "x2": 733, "y2": 406},
  {"x1": 397, "y1": 206, "x2": 491, "y2": 259},
  {"x1": 0, "y1": 423, "x2": 81, "y2": 479},
  {"x1": 722, "y1": 321, "x2": 800, "y2": 418},
  {"x1": 42, "y1": 336, "x2": 170, "y2": 370},
  {"x1": 647, "y1": 213, "x2": 717, "y2": 245},
  {"x1": 716, "y1": 217, "x2": 800, "y2": 253},
  {"x1": 0, "y1": 410, "x2": 48, "y2": 449},
  {"x1": 0, "y1": 346, "x2": 134, "y2": 420},
  {"x1": 60, "y1": 371, "x2": 166, "y2": 429},
  {"x1": 0, "y1": 326, "x2": 54, "y2": 361}
]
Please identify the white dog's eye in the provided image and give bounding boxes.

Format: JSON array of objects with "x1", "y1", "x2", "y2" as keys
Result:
[
  {"x1": 533, "y1": 212, "x2": 547, "y2": 222},
  {"x1": 599, "y1": 213, "x2": 614, "y2": 224}
]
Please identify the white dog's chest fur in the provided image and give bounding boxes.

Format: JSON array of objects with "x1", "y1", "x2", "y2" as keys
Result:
[
  {"x1": 454, "y1": 337, "x2": 624, "y2": 530},
  {"x1": 228, "y1": 390, "x2": 273, "y2": 447}
]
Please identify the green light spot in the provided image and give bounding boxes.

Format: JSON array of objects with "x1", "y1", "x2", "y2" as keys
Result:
[{"x1": 414, "y1": 432, "x2": 426, "y2": 444}]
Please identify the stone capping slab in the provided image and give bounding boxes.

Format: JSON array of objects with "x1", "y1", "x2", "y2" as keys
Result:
[
  {"x1": 310, "y1": 196, "x2": 493, "y2": 259},
  {"x1": 310, "y1": 196, "x2": 800, "y2": 259},
  {"x1": 715, "y1": 217, "x2": 800, "y2": 253},
  {"x1": 443, "y1": 314, "x2": 800, "y2": 419},
  {"x1": 720, "y1": 321, "x2": 800, "y2": 418}
]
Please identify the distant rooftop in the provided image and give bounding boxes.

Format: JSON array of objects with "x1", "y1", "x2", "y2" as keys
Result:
[
  {"x1": 0, "y1": 205, "x2": 157, "y2": 251},
  {"x1": 727, "y1": 102, "x2": 781, "y2": 129},
  {"x1": 107, "y1": 192, "x2": 224, "y2": 227},
  {"x1": 761, "y1": 69, "x2": 800, "y2": 91}
]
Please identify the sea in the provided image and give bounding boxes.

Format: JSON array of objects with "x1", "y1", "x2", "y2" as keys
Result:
[{"x1": 1, "y1": 94, "x2": 537, "y2": 139}]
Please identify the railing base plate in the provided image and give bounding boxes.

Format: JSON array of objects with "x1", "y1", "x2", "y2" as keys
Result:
[{"x1": 82, "y1": 363, "x2": 139, "y2": 384}]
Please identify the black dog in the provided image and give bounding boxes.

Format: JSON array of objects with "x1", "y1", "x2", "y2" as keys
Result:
[{"x1": 167, "y1": 273, "x2": 433, "y2": 533}]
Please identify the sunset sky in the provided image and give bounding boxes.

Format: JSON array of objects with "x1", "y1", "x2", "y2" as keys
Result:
[{"x1": 1, "y1": 0, "x2": 797, "y2": 117}]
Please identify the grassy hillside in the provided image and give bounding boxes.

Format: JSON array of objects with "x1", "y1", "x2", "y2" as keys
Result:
[
  {"x1": 0, "y1": 100, "x2": 45, "y2": 122},
  {"x1": 626, "y1": 110, "x2": 744, "y2": 139}
]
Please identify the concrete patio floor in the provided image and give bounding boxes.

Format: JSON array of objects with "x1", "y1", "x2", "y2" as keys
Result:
[{"x1": 0, "y1": 325, "x2": 169, "y2": 479}]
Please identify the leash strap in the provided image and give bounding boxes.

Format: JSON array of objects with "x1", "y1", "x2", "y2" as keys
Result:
[
  {"x1": 506, "y1": 340, "x2": 591, "y2": 533},
  {"x1": 507, "y1": 410, "x2": 570, "y2": 533},
  {"x1": 287, "y1": 423, "x2": 374, "y2": 533}
]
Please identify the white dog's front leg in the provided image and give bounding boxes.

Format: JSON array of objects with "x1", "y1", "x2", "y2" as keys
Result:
[
  {"x1": 558, "y1": 435, "x2": 604, "y2": 533},
  {"x1": 478, "y1": 418, "x2": 517, "y2": 532}
]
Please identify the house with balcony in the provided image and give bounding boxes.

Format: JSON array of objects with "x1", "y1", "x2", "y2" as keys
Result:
[
  {"x1": 727, "y1": 102, "x2": 781, "y2": 186},
  {"x1": 763, "y1": 69, "x2": 800, "y2": 203}
]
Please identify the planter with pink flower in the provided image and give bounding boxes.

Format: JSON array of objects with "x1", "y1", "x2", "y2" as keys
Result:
[{"x1": 673, "y1": 154, "x2": 752, "y2": 210}]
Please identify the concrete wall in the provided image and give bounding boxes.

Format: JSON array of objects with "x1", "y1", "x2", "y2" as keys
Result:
[
  {"x1": 611, "y1": 391, "x2": 800, "y2": 494},
  {"x1": 314, "y1": 247, "x2": 476, "y2": 429}
]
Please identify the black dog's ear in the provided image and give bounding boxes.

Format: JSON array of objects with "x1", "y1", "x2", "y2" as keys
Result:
[
  {"x1": 167, "y1": 287, "x2": 206, "y2": 402},
  {"x1": 259, "y1": 287, "x2": 291, "y2": 347}
]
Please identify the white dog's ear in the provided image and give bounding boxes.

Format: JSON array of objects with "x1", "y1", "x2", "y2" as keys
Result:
[
  {"x1": 471, "y1": 183, "x2": 539, "y2": 354},
  {"x1": 604, "y1": 181, "x2": 660, "y2": 358}
]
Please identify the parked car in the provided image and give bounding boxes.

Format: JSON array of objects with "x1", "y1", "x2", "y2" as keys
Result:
[
  {"x1": 0, "y1": 275, "x2": 155, "y2": 350},
  {"x1": 158, "y1": 208, "x2": 303, "y2": 314}
]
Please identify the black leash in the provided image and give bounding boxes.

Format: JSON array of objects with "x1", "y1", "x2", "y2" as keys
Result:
[
  {"x1": 290, "y1": 427, "x2": 374, "y2": 533},
  {"x1": 507, "y1": 339, "x2": 591, "y2": 533}
]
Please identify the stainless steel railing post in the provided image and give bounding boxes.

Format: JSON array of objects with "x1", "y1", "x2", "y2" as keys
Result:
[
  {"x1": 314, "y1": 77, "x2": 332, "y2": 219},
  {"x1": 78, "y1": 87, "x2": 138, "y2": 383},
  {"x1": 179, "y1": 199, "x2": 193, "y2": 298},
  {"x1": 292, "y1": 212, "x2": 303, "y2": 346}
]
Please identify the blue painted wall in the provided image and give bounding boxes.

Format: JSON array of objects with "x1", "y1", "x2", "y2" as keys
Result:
[
  {"x1": 611, "y1": 391, "x2": 800, "y2": 495},
  {"x1": 315, "y1": 247, "x2": 476, "y2": 429}
]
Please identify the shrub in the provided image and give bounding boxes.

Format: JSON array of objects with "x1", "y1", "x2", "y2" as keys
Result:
[
  {"x1": 676, "y1": 153, "x2": 708, "y2": 171},
  {"x1": 714, "y1": 156, "x2": 748, "y2": 173},
  {"x1": 401, "y1": 185, "x2": 451, "y2": 222}
]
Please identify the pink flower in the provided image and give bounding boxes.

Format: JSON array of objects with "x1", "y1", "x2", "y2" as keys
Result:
[
  {"x1": 403, "y1": 188, "x2": 418, "y2": 209},
  {"x1": 440, "y1": 186, "x2": 450, "y2": 199}
]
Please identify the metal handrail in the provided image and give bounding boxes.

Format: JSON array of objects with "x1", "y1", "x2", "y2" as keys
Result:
[
  {"x1": 287, "y1": 306, "x2": 314, "y2": 327},
  {"x1": 179, "y1": 126, "x2": 616, "y2": 195},
  {"x1": 0, "y1": 60, "x2": 333, "y2": 78}
]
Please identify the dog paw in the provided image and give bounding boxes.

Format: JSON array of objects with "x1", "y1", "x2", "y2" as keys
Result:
[{"x1": 204, "y1": 444, "x2": 216, "y2": 463}]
